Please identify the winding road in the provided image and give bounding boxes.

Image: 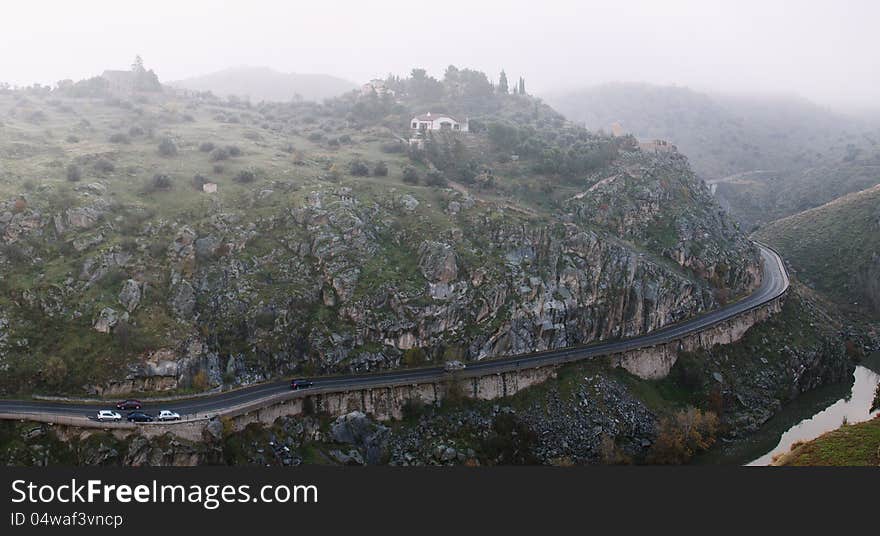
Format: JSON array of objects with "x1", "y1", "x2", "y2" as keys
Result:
[{"x1": 0, "y1": 244, "x2": 789, "y2": 422}]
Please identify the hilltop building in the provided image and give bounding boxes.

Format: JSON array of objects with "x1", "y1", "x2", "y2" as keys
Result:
[
  {"x1": 410, "y1": 112, "x2": 469, "y2": 132},
  {"x1": 638, "y1": 139, "x2": 677, "y2": 154}
]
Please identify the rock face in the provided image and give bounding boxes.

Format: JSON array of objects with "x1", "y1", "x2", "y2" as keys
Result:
[
  {"x1": 0, "y1": 145, "x2": 760, "y2": 396},
  {"x1": 118, "y1": 279, "x2": 141, "y2": 313}
]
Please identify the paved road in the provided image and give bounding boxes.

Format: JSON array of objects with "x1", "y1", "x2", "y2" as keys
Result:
[{"x1": 0, "y1": 244, "x2": 788, "y2": 421}]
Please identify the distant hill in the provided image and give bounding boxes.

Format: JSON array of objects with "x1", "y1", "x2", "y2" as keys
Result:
[
  {"x1": 547, "y1": 82, "x2": 880, "y2": 226},
  {"x1": 756, "y1": 184, "x2": 880, "y2": 314},
  {"x1": 170, "y1": 66, "x2": 357, "y2": 102}
]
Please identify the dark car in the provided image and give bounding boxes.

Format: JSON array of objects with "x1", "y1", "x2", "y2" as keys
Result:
[
  {"x1": 290, "y1": 379, "x2": 314, "y2": 390},
  {"x1": 116, "y1": 399, "x2": 142, "y2": 410},
  {"x1": 127, "y1": 412, "x2": 153, "y2": 423}
]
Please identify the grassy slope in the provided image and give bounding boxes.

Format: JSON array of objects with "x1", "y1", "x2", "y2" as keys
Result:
[
  {"x1": 773, "y1": 416, "x2": 880, "y2": 466},
  {"x1": 755, "y1": 184, "x2": 880, "y2": 313}
]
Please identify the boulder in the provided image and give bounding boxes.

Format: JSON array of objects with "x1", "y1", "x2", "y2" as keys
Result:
[{"x1": 118, "y1": 279, "x2": 141, "y2": 313}]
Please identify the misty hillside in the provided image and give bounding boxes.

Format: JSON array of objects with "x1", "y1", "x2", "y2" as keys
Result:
[
  {"x1": 547, "y1": 83, "x2": 880, "y2": 226},
  {"x1": 171, "y1": 66, "x2": 357, "y2": 102},
  {"x1": 547, "y1": 82, "x2": 878, "y2": 179},
  {"x1": 756, "y1": 184, "x2": 880, "y2": 315}
]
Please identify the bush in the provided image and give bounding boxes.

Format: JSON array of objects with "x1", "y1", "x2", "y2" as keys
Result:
[
  {"x1": 108, "y1": 132, "x2": 130, "y2": 144},
  {"x1": 338, "y1": 134, "x2": 352, "y2": 144},
  {"x1": 212, "y1": 163, "x2": 225, "y2": 174},
  {"x1": 402, "y1": 348, "x2": 426, "y2": 367},
  {"x1": 348, "y1": 159, "x2": 370, "y2": 176},
  {"x1": 401, "y1": 165, "x2": 420, "y2": 185},
  {"x1": 235, "y1": 169, "x2": 257, "y2": 183},
  {"x1": 128, "y1": 125, "x2": 145, "y2": 137},
  {"x1": 93, "y1": 158, "x2": 115, "y2": 173},
  {"x1": 254, "y1": 308, "x2": 276, "y2": 330},
  {"x1": 647, "y1": 407, "x2": 719, "y2": 464},
  {"x1": 226, "y1": 145, "x2": 241, "y2": 157},
  {"x1": 149, "y1": 173, "x2": 173, "y2": 191},
  {"x1": 199, "y1": 141, "x2": 215, "y2": 152},
  {"x1": 373, "y1": 161, "x2": 389, "y2": 177},
  {"x1": 327, "y1": 138, "x2": 340, "y2": 148},
  {"x1": 307, "y1": 132, "x2": 324, "y2": 142},
  {"x1": 381, "y1": 141, "x2": 405, "y2": 154},
  {"x1": 158, "y1": 137, "x2": 178, "y2": 156},
  {"x1": 192, "y1": 370, "x2": 209, "y2": 391},
  {"x1": 192, "y1": 173, "x2": 207, "y2": 190},
  {"x1": 210, "y1": 148, "x2": 229, "y2": 161},
  {"x1": 66, "y1": 163, "x2": 82, "y2": 182},
  {"x1": 425, "y1": 170, "x2": 448, "y2": 187},
  {"x1": 65, "y1": 135, "x2": 79, "y2": 143}
]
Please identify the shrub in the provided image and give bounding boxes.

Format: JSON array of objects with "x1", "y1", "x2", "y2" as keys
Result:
[
  {"x1": 401, "y1": 165, "x2": 420, "y2": 185},
  {"x1": 647, "y1": 407, "x2": 719, "y2": 464},
  {"x1": 235, "y1": 168, "x2": 257, "y2": 183},
  {"x1": 149, "y1": 173, "x2": 173, "y2": 191},
  {"x1": 307, "y1": 132, "x2": 324, "y2": 142},
  {"x1": 402, "y1": 348, "x2": 426, "y2": 367},
  {"x1": 326, "y1": 164, "x2": 341, "y2": 182},
  {"x1": 192, "y1": 173, "x2": 207, "y2": 190},
  {"x1": 327, "y1": 138, "x2": 340, "y2": 148},
  {"x1": 157, "y1": 137, "x2": 178, "y2": 156},
  {"x1": 210, "y1": 147, "x2": 229, "y2": 161},
  {"x1": 254, "y1": 308, "x2": 276, "y2": 330},
  {"x1": 348, "y1": 159, "x2": 370, "y2": 176},
  {"x1": 65, "y1": 135, "x2": 79, "y2": 143},
  {"x1": 373, "y1": 161, "x2": 388, "y2": 177},
  {"x1": 401, "y1": 398, "x2": 425, "y2": 420},
  {"x1": 380, "y1": 142, "x2": 404, "y2": 153},
  {"x1": 226, "y1": 145, "x2": 241, "y2": 157},
  {"x1": 93, "y1": 158, "x2": 115, "y2": 173},
  {"x1": 128, "y1": 125, "x2": 145, "y2": 137},
  {"x1": 338, "y1": 134, "x2": 352, "y2": 144},
  {"x1": 212, "y1": 163, "x2": 225, "y2": 174},
  {"x1": 199, "y1": 141, "x2": 215, "y2": 152},
  {"x1": 66, "y1": 163, "x2": 82, "y2": 182},
  {"x1": 108, "y1": 132, "x2": 130, "y2": 144},
  {"x1": 425, "y1": 170, "x2": 448, "y2": 187},
  {"x1": 192, "y1": 370, "x2": 209, "y2": 391},
  {"x1": 42, "y1": 356, "x2": 68, "y2": 388}
]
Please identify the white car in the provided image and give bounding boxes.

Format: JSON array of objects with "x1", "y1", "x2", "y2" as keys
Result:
[
  {"x1": 97, "y1": 410, "x2": 122, "y2": 422},
  {"x1": 156, "y1": 410, "x2": 181, "y2": 422}
]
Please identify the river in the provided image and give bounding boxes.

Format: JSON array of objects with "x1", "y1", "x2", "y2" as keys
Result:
[{"x1": 696, "y1": 352, "x2": 880, "y2": 466}]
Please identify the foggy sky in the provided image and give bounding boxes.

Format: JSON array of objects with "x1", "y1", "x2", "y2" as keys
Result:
[{"x1": 2, "y1": 0, "x2": 878, "y2": 111}]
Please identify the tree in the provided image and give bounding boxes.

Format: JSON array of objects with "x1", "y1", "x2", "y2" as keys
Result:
[
  {"x1": 66, "y1": 164, "x2": 82, "y2": 182},
  {"x1": 498, "y1": 70, "x2": 509, "y2": 94},
  {"x1": 158, "y1": 136, "x2": 178, "y2": 156},
  {"x1": 647, "y1": 407, "x2": 719, "y2": 464},
  {"x1": 518, "y1": 77, "x2": 526, "y2": 95}
]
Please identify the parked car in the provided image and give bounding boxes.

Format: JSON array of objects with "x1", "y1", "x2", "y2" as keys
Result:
[
  {"x1": 96, "y1": 410, "x2": 122, "y2": 422},
  {"x1": 126, "y1": 412, "x2": 153, "y2": 423},
  {"x1": 290, "y1": 379, "x2": 314, "y2": 390},
  {"x1": 116, "y1": 399, "x2": 142, "y2": 410},
  {"x1": 156, "y1": 410, "x2": 181, "y2": 421},
  {"x1": 443, "y1": 360, "x2": 466, "y2": 372}
]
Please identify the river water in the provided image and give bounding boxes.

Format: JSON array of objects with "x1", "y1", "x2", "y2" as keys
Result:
[{"x1": 696, "y1": 352, "x2": 880, "y2": 465}]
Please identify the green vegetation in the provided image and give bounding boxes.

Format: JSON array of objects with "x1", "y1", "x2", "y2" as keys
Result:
[
  {"x1": 774, "y1": 416, "x2": 880, "y2": 466},
  {"x1": 756, "y1": 185, "x2": 880, "y2": 314}
]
